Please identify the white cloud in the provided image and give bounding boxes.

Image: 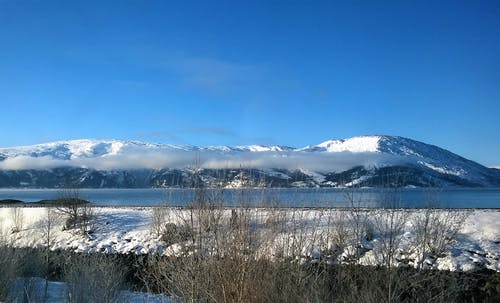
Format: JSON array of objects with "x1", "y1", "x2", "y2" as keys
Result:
[
  {"x1": 0, "y1": 150, "x2": 407, "y2": 172},
  {"x1": 0, "y1": 156, "x2": 68, "y2": 170}
]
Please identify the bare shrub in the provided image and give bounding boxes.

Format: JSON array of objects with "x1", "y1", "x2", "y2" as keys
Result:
[
  {"x1": 4, "y1": 249, "x2": 46, "y2": 303},
  {"x1": 372, "y1": 188, "x2": 408, "y2": 268},
  {"x1": 160, "y1": 222, "x2": 193, "y2": 247},
  {"x1": 18, "y1": 277, "x2": 46, "y2": 303},
  {"x1": 343, "y1": 188, "x2": 370, "y2": 264},
  {"x1": 57, "y1": 188, "x2": 83, "y2": 227},
  {"x1": 138, "y1": 180, "x2": 476, "y2": 302},
  {"x1": 138, "y1": 183, "x2": 335, "y2": 303},
  {"x1": 64, "y1": 254, "x2": 125, "y2": 303},
  {"x1": 189, "y1": 188, "x2": 225, "y2": 248},
  {"x1": 0, "y1": 246, "x2": 19, "y2": 301},
  {"x1": 0, "y1": 215, "x2": 24, "y2": 295},
  {"x1": 43, "y1": 207, "x2": 58, "y2": 298},
  {"x1": 138, "y1": 202, "x2": 479, "y2": 303},
  {"x1": 316, "y1": 209, "x2": 350, "y2": 263},
  {"x1": 412, "y1": 207, "x2": 469, "y2": 269},
  {"x1": 9, "y1": 207, "x2": 24, "y2": 233},
  {"x1": 57, "y1": 188, "x2": 94, "y2": 235},
  {"x1": 79, "y1": 203, "x2": 95, "y2": 235},
  {"x1": 368, "y1": 188, "x2": 410, "y2": 302},
  {"x1": 151, "y1": 206, "x2": 168, "y2": 238}
]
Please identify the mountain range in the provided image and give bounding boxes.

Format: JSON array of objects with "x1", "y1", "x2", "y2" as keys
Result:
[{"x1": 0, "y1": 135, "x2": 499, "y2": 188}]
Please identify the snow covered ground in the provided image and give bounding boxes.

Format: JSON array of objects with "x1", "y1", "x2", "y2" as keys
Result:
[{"x1": 0, "y1": 206, "x2": 498, "y2": 272}]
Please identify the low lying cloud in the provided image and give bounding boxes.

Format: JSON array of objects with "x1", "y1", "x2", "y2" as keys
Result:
[
  {"x1": 0, "y1": 150, "x2": 408, "y2": 173},
  {"x1": 0, "y1": 156, "x2": 69, "y2": 170},
  {"x1": 200, "y1": 151, "x2": 406, "y2": 172}
]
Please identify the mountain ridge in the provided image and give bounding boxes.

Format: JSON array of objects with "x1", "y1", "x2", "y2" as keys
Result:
[{"x1": 1, "y1": 135, "x2": 499, "y2": 188}]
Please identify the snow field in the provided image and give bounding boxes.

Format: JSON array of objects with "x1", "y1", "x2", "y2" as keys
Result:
[{"x1": 0, "y1": 206, "x2": 498, "y2": 272}]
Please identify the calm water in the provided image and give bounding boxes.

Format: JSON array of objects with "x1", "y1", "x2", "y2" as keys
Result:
[{"x1": 0, "y1": 188, "x2": 499, "y2": 208}]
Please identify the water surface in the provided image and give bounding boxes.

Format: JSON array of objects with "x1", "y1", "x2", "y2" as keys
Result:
[{"x1": 0, "y1": 188, "x2": 499, "y2": 208}]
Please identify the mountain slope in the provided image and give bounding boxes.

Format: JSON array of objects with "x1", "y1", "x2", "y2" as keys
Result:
[{"x1": 0, "y1": 136, "x2": 498, "y2": 188}]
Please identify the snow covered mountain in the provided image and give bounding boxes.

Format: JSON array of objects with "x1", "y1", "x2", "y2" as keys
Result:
[
  {"x1": 0, "y1": 136, "x2": 499, "y2": 188},
  {"x1": 0, "y1": 139, "x2": 295, "y2": 160}
]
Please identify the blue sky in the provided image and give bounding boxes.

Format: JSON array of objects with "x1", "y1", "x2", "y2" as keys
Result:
[{"x1": 0, "y1": 0, "x2": 499, "y2": 166}]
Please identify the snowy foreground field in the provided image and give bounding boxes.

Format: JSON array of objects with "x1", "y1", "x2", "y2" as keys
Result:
[
  {"x1": 1, "y1": 206, "x2": 498, "y2": 271},
  {"x1": 0, "y1": 205, "x2": 499, "y2": 302}
]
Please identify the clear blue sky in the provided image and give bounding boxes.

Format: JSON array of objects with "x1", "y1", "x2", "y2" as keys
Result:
[{"x1": 0, "y1": 0, "x2": 499, "y2": 166}]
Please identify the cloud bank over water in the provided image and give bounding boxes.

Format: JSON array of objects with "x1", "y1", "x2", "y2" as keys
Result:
[{"x1": 0, "y1": 150, "x2": 406, "y2": 172}]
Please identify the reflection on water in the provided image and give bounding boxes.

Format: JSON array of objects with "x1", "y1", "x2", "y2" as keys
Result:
[{"x1": 0, "y1": 188, "x2": 499, "y2": 208}]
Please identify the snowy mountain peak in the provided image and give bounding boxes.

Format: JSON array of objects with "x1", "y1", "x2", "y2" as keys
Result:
[
  {"x1": 0, "y1": 139, "x2": 298, "y2": 160},
  {"x1": 316, "y1": 135, "x2": 383, "y2": 153}
]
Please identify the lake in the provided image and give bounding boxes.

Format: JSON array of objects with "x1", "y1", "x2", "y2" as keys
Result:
[{"x1": 0, "y1": 188, "x2": 499, "y2": 208}]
